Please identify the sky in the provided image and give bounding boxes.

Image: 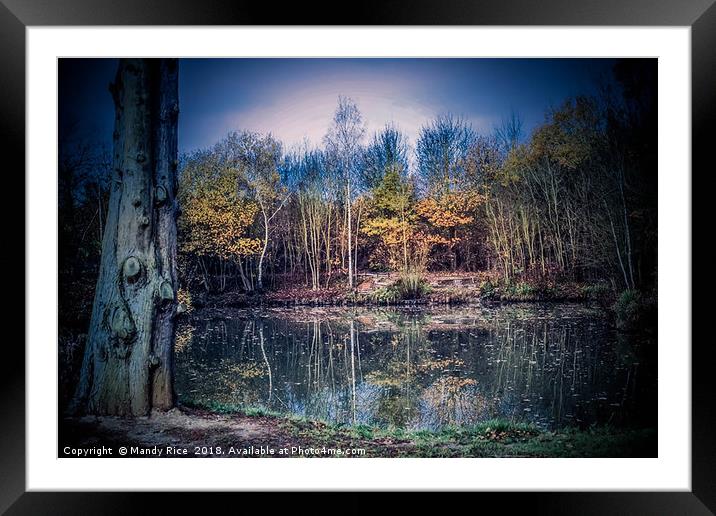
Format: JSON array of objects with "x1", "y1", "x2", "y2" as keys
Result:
[{"x1": 59, "y1": 58, "x2": 618, "y2": 155}]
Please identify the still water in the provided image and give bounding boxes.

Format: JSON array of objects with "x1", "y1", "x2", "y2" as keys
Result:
[{"x1": 175, "y1": 304, "x2": 655, "y2": 431}]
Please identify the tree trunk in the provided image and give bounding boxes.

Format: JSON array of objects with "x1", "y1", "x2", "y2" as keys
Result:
[
  {"x1": 354, "y1": 199, "x2": 362, "y2": 281},
  {"x1": 70, "y1": 59, "x2": 179, "y2": 416},
  {"x1": 257, "y1": 207, "x2": 269, "y2": 290},
  {"x1": 347, "y1": 182, "x2": 354, "y2": 289}
]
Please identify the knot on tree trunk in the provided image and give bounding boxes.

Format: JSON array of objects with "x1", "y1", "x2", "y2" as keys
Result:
[
  {"x1": 123, "y1": 256, "x2": 142, "y2": 282},
  {"x1": 155, "y1": 185, "x2": 168, "y2": 205},
  {"x1": 148, "y1": 353, "x2": 161, "y2": 368},
  {"x1": 109, "y1": 305, "x2": 135, "y2": 340},
  {"x1": 108, "y1": 304, "x2": 136, "y2": 359},
  {"x1": 159, "y1": 280, "x2": 174, "y2": 303}
]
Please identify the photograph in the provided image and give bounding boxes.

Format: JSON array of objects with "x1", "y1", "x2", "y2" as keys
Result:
[{"x1": 57, "y1": 57, "x2": 658, "y2": 459}]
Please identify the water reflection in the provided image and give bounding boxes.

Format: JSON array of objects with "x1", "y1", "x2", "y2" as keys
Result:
[{"x1": 175, "y1": 304, "x2": 655, "y2": 431}]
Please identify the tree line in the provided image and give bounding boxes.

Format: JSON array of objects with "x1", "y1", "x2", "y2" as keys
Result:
[
  {"x1": 59, "y1": 59, "x2": 656, "y2": 307},
  {"x1": 176, "y1": 60, "x2": 656, "y2": 296}
]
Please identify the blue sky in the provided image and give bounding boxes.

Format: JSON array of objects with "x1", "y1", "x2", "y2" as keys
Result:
[{"x1": 59, "y1": 58, "x2": 617, "y2": 154}]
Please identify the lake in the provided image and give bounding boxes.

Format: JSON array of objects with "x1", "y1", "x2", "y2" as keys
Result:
[{"x1": 175, "y1": 303, "x2": 656, "y2": 431}]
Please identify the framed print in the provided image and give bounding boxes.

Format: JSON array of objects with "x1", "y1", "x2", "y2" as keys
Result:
[{"x1": 5, "y1": 0, "x2": 712, "y2": 512}]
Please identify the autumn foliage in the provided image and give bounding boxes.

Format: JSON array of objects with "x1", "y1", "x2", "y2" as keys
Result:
[{"x1": 151, "y1": 61, "x2": 656, "y2": 295}]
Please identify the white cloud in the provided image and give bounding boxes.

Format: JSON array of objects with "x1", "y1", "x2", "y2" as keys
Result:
[{"x1": 190, "y1": 71, "x2": 493, "y2": 153}]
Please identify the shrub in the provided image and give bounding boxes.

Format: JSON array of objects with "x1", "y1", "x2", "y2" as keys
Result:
[
  {"x1": 582, "y1": 283, "x2": 612, "y2": 304},
  {"x1": 370, "y1": 285, "x2": 401, "y2": 304},
  {"x1": 514, "y1": 282, "x2": 534, "y2": 299},
  {"x1": 479, "y1": 280, "x2": 496, "y2": 299},
  {"x1": 500, "y1": 280, "x2": 535, "y2": 301},
  {"x1": 396, "y1": 272, "x2": 431, "y2": 299},
  {"x1": 614, "y1": 289, "x2": 656, "y2": 331},
  {"x1": 370, "y1": 272, "x2": 431, "y2": 303}
]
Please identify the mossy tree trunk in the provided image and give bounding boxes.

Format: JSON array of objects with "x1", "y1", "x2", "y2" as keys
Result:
[{"x1": 70, "y1": 59, "x2": 179, "y2": 416}]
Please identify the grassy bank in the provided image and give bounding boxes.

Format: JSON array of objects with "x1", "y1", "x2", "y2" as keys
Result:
[{"x1": 180, "y1": 401, "x2": 656, "y2": 458}]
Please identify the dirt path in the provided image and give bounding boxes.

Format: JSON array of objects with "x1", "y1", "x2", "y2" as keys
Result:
[{"x1": 60, "y1": 407, "x2": 413, "y2": 458}]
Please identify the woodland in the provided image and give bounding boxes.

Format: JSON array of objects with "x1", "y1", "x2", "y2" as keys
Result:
[
  {"x1": 58, "y1": 58, "x2": 657, "y2": 458},
  {"x1": 60, "y1": 59, "x2": 656, "y2": 313}
]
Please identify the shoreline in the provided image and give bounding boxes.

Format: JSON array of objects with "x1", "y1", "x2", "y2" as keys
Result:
[
  {"x1": 185, "y1": 273, "x2": 616, "y2": 311},
  {"x1": 60, "y1": 404, "x2": 657, "y2": 459}
]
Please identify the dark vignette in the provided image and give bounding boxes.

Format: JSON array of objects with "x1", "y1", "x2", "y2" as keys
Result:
[{"x1": 4, "y1": 0, "x2": 712, "y2": 513}]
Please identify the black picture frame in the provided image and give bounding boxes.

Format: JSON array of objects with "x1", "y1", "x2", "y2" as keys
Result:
[{"x1": 4, "y1": 0, "x2": 711, "y2": 512}]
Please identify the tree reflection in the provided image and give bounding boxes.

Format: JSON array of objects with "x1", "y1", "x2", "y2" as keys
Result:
[{"x1": 174, "y1": 305, "x2": 655, "y2": 430}]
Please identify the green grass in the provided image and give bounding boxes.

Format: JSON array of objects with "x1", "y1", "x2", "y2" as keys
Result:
[
  {"x1": 582, "y1": 283, "x2": 612, "y2": 303},
  {"x1": 613, "y1": 289, "x2": 657, "y2": 332},
  {"x1": 181, "y1": 400, "x2": 656, "y2": 458},
  {"x1": 302, "y1": 416, "x2": 651, "y2": 457},
  {"x1": 368, "y1": 273, "x2": 432, "y2": 304},
  {"x1": 181, "y1": 400, "x2": 282, "y2": 418},
  {"x1": 397, "y1": 272, "x2": 432, "y2": 298}
]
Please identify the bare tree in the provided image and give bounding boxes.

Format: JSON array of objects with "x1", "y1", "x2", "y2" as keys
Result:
[
  {"x1": 324, "y1": 96, "x2": 365, "y2": 289},
  {"x1": 229, "y1": 131, "x2": 288, "y2": 290}
]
